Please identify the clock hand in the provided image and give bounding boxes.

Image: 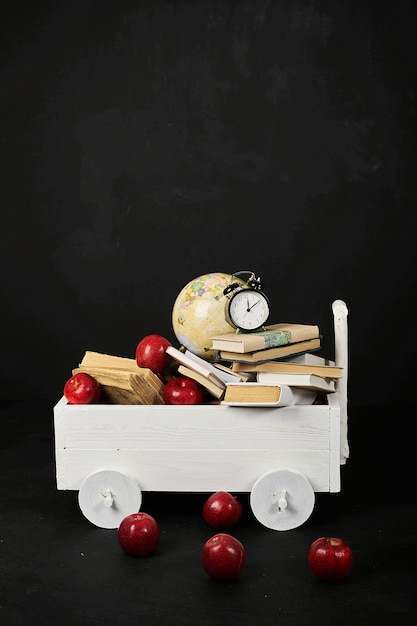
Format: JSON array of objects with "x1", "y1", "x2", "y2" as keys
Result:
[{"x1": 248, "y1": 300, "x2": 260, "y2": 311}]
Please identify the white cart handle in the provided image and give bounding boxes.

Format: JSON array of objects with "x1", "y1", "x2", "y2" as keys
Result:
[{"x1": 332, "y1": 300, "x2": 349, "y2": 463}]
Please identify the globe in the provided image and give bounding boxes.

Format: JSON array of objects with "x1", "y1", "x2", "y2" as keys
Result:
[{"x1": 172, "y1": 272, "x2": 246, "y2": 360}]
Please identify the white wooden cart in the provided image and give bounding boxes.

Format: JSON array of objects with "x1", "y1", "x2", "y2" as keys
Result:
[{"x1": 53, "y1": 300, "x2": 349, "y2": 531}]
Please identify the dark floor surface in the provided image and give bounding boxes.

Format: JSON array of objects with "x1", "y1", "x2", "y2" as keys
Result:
[{"x1": 1, "y1": 400, "x2": 415, "y2": 625}]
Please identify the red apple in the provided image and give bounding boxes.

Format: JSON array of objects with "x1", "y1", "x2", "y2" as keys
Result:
[
  {"x1": 117, "y1": 512, "x2": 160, "y2": 557},
  {"x1": 308, "y1": 536, "x2": 354, "y2": 581},
  {"x1": 135, "y1": 334, "x2": 172, "y2": 374},
  {"x1": 63, "y1": 372, "x2": 101, "y2": 404},
  {"x1": 163, "y1": 376, "x2": 204, "y2": 405},
  {"x1": 202, "y1": 491, "x2": 243, "y2": 529},
  {"x1": 202, "y1": 533, "x2": 246, "y2": 580}
]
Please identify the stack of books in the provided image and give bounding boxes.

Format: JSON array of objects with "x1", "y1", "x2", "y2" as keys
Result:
[
  {"x1": 208, "y1": 323, "x2": 343, "y2": 406},
  {"x1": 210, "y1": 322, "x2": 322, "y2": 362}
]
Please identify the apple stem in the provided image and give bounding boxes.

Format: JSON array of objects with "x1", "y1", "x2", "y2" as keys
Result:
[
  {"x1": 102, "y1": 489, "x2": 114, "y2": 508},
  {"x1": 278, "y1": 489, "x2": 287, "y2": 511}
]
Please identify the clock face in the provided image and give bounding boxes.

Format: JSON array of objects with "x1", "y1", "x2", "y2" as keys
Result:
[{"x1": 227, "y1": 290, "x2": 270, "y2": 331}]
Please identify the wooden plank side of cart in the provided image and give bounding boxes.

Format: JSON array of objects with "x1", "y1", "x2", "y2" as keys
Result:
[{"x1": 53, "y1": 396, "x2": 341, "y2": 494}]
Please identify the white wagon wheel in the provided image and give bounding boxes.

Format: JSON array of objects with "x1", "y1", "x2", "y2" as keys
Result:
[
  {"x1": 250, "y1": 469, "x2": 315, "y2": 531},
  {"x1": 78, "y1": 470, "x2": 142, "y2": 529}
]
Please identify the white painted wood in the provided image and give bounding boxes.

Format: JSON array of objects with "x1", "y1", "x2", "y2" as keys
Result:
[
  {"x1": 54, "y1": 403, "x2": 331, "y2": 451},
  {"x1": 78, "y1": 470, "x2": 142, "y2": 529},
  {"x1": 327, "y1": 391, "x2": 341, "y2": 492},
  {"x1": 250, "y1": 469, "x2": 315, "y2": 530},
  {"x1": 56, "y1": 448, "x2": 332, "y2": 493},
  {"x1": 53, "y1": 399, "x2": 340, "y2": 495},
  {"x1": 332, "y1": 299, "x2": 349, "y2": 463}
]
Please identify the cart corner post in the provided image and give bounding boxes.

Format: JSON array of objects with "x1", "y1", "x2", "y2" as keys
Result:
[{"x1": 332, "y1": 299, "x2": 349, "y2": 464}]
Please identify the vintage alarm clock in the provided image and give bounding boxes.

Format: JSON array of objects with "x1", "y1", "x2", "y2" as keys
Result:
[{"x1": 223, "y1": 271, "x2": 270, "y2": 332}]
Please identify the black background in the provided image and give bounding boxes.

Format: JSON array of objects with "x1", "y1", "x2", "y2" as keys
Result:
[
  {"x1": 2, "y1": 0, "x2": 416, "y2": 407},
  {"x1": 1, "y1": 1, "x2": 416, "y2": 624}
]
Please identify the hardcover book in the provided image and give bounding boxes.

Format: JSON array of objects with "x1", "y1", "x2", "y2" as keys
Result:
[
  {"x1": 177, "y1": 365, "x2": 225, "y2": 399},
  {"x1": 256, "y1": 372, "x2": 336, "y2": 393},
  {"x1": 221, "y1": 382, "x2": 317, "y2": 407},
  {"x1": 211, "y1": 323, "x2": 320, "y2": 354},
  {"x1": 166, "y1": 346, "x2": 226, "y2": 387},
  {"x1": 279, "y1": 353, "x2": 335, "y2": 366},
  {"x1": 212, "y1": 362, "x2": 254, "y2": 382},
  {"x1": 218, "y1": 337, "x2": 321, "y2": 364},
  {"x1": 232, "y1": 359, "x2": 342, "y2": 379}
]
